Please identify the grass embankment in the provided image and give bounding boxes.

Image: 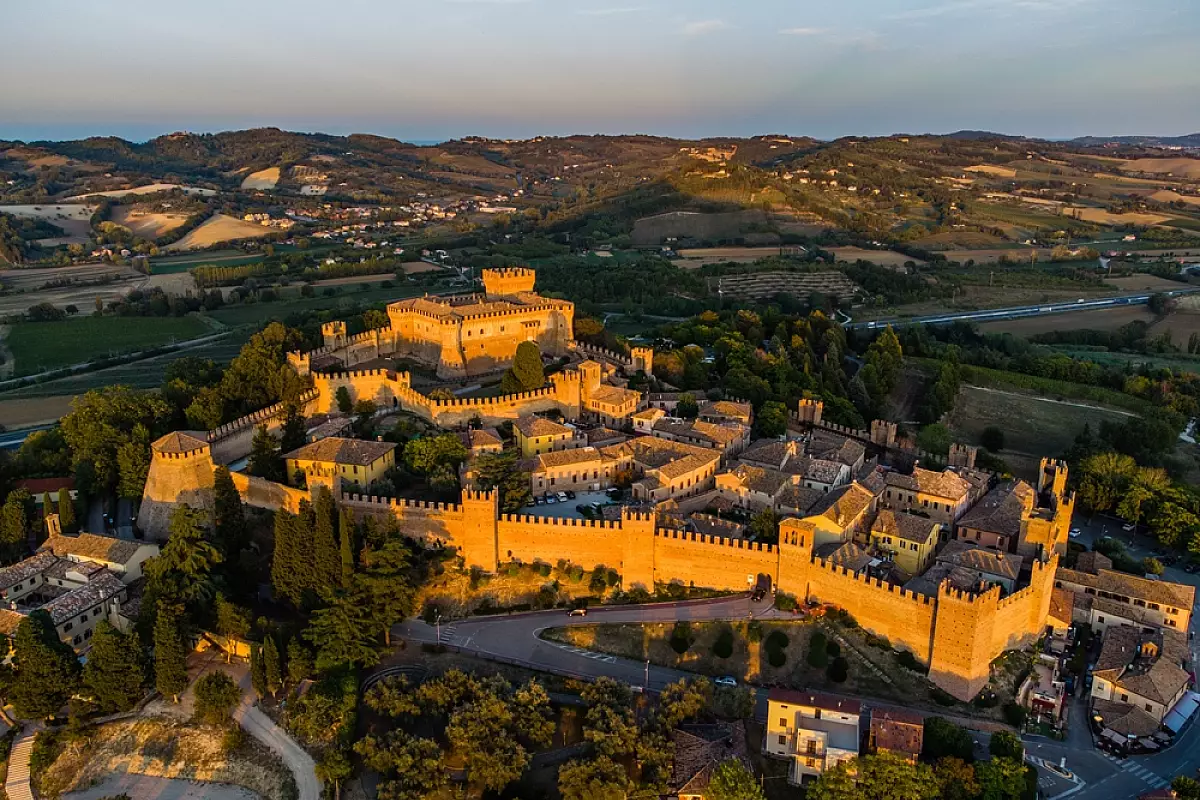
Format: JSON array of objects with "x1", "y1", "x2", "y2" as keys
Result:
[
  {"x1": 6, "y1": 315, "x2": 212, "y2": 376},
  {"x1": 34, "y1": 717, "x2": 296, "y2": 800}
]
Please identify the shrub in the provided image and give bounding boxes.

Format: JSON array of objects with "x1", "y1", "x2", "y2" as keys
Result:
[
  {"x1": 712, "y1": 628, "x2": 735, "y2": 659},
  {"x1": 807, "y1": 631, "x2": 829, "y2": 668},
  {"x1": 222, "y1": 725, "x2": 247, "y2": 754},
  {"x1": 746, "y1": 621, "x2": 763, "y2": 643},
  {"x1": 774, "y1": 592, "x2": 798, "y2": 612},
  {"x1": 670, "y1": 622, "x2": 694, "y2": 654},
  {"x1": 895, "y1": 650, "x2": 922, "y2": 672},
  {"x1": 931, "y1": 687, "x2": 959, "y2": 706},
  {"x1": 764, "y1": 631, "x2": 789, "y2": 652},
  {"x1": 1002, "y1": 702, "x2": 1028, "y2": 728},
  {"x1": 536, "y1": 562, "x2": 552, "y2": 577},
  {"x1": 826, "y1": 640, "x2": 841, "y2": 658},
  {"x1": 767, "y1": 648, "x2": 787, "y2": 668},
  {"x1": 194, "y1": 671, "x2": 242, "y2": 726},
  {"x1": 827, "y1": 656, "x2": 849, "y2": 683}
]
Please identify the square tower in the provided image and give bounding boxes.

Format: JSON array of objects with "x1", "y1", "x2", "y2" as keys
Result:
[{"x1": 482, "y1": 267, "x2": 536, "y2": 297}]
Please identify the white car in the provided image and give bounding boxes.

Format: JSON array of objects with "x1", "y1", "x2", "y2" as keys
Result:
[
  {"x1": 545, "y1": 494, "x2": 558, "y2": 505},
  {"x1": 1122, "y1": 523, "x2": 1136, "y2": 532},
  {"x1": 557, "y1": 492, "x2": 569, "y2": 503},
  {"x1": 1069, "y1": 528, "x2": 1082, "y2": 539},
  {"x1": 713, "y1": 676, "x2": 738, "y2": 688}
]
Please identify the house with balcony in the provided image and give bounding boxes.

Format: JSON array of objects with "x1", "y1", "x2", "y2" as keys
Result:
[
  {"x1": 764, "y1": 689, "x2": 862, "y2": 783},
  {"x1": 1090, "y1": 625, "x2": 1192, "y2": 742}
]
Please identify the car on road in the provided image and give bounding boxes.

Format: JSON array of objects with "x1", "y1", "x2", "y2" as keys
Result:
[
  {"x1": 713, "y1": 676, "x2": 738, "y2": 687},
  {"x1": 1122, "y1": 523, "x2": 1136, "y2": 531},
  {"x1": 567, "y1": 608, "x2": 587, "y2": 617},
  {"x1": 1069, "y1": 528, "x2": 1082, "y2": 539},
  {"x1": 565, "y1": 489, "x2": 576, "y2": 500}
]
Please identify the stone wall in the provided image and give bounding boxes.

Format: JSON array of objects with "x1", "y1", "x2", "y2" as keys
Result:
[{"x1": 652, "y1": 530, "x2": 777, "y2": 593}]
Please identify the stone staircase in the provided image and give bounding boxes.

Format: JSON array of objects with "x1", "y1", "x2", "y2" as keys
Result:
[{"x1": 6, "y1": 728, "x2": 37, "y2": 800}]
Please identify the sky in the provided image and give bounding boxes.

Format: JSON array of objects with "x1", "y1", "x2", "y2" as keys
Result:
[{"x1": 3, "y1": 0, "x2": 1198, "y2": 143}]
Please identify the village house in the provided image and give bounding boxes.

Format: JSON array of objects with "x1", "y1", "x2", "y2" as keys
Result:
[
  {"x1": 602, "y1": 437, "x2": 721, "y2": 504},
  {"x1": 529, "y1": 447, "x2": 616, "y2": 495},
  {"x1": 883, "y1": 466, "x2": 974, "y2": 525},
  {"x1": 1020, "y1": 652, "x2": 1067, "y2": 726},
  {"x1": 283, "y1": 437, "x2": 397, "y2": 489},
  {"x1": 1056, "y1": 553, "x2": 1194, "y2": 635},
  {"x1": 670, "y1": 722, "x2": 749, "y2": 800},
  {"x1": 1090, "y1": 625, "x2": 1191, "y2": 742},
  {"x1": 514, "y1": 415, "x2": 583, "y2": 458},
  {"x1": 697, "y1": 399, "x2": 753, "y2": 427},
  {"x1": 765, "y1": 689, "x2": 862, "y2": 783},
  {"x1": 868, "y1": 509, "x2": 941, "y2": 576},
  {"x1": 803, "y1": 482, "x2": 878, "y2": 549},
  {"x1": 867, "y1": 708, "x2": 924, "y2": 763},
  {"x1": 904, "y1": 541, "x2": 1024, "y2": 598},
  {"x1": 458, "y1": 427, "x2": 504, "y2": 456}
]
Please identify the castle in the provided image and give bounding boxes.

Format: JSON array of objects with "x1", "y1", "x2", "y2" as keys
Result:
[
  {"x1": 138, "y1": 275, "x2": 1071, "y2": 702},
  {"x1": 288, "y1": 267, "x2": 576, "y2": 379}
]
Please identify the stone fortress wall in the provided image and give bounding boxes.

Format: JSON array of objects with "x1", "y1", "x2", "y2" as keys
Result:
[{"x1": 140, "y1": 433, "x2": 1056, "y2": 701}]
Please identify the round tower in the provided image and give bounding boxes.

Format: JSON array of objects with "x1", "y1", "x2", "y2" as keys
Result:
[{"x1": 138, "y1": 431, "x2": 218, "y2": 541}]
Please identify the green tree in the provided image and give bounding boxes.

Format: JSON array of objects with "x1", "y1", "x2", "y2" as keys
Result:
[
  {"x1": 676, "y1": 393, "x2": 700, "y2": 419},
  {"x1": 154, "y1": 604, "x2": 189, "y2": 702},
  {"x1": 827, "y1": 655, "x2": 849, "y2": 683},
  {"x1": 362, "y1": 309, "x2": 389, "y2": 330},
  {"x1": 11, "y1": 609, "x2": 80, "y2": 718},
  {"x1": 359, "y1": 540, "x2": 415, "y2": 645},
  {"x1": 932, "y1": 757, "x2": 980, "y2": 800},
  {"x1": 304, "y1": 584, "x2": 386, "y2": 670},
  {"x1": 975, "y1": 757, "x2": 1026, "y2": 800},
  {"x1": 708, "y1": 759, "x2": 765, "y2": 800},
  {"x1": 60, "y1": 386, "x2": 171, "y2": 495},
  {"x1": 807, "y1": 630, "x2": 829, "y2": 668},
  {"x1": 251, "y1": 644, "x2": 268, "y2": 698},
  {"x1": 405, "y1": 433, "x2": 468, "y2": 491},
  {"x1": 473, "y1": 450, "x2": 533, "y2": 513},
  {"x1": 193, "y1": 671, "x2": 242, "y2": 725},
  {"x1": 317, "y1": 748, "x2": 354, "y2": 798},
  {"x1": 57, "y1": 490, "x2": 76, "y2": 533},
  {"x1": 336, "y1": 386, "x2": 353, "y2": 414},
  {"x1": 988, "y1": 731, "x2": 1024, "y2": 762},
  {"x1": 754, "y1": 401, "x2": 789, "y2": 438},
  {"x1": 922, "y1": 717, "x2": 975, "y2": 762},
  {"x1": 287, "y1": 639, "x2": 313, "y2": 685},
  {"x1": 263, "y1": 635, "x2": 282, "y2": 697},
  {"x1": 214, "y1": 596, "x2": 251, "y2": 647},
  {"x1": 558, "y1": 756, "x2": 629, "y2": 800},
  {"x1": 354, "y1": 731, "x2": 445, "y2": 800},
  {"x1": 116, "y1": 423, "x2": 152, "y2": 499},
  {"x1": 272, "y1": 509, "x2": 304, "y2": 606},
  {"x1": 447, "y1": 692, "x2": 531, "y2": 792},
  {"x1": 212, "y1": 466, "x2": 246, "y2": 560},
  {"x1": 810, "y1": 753, "x2": 936, "y2": 800},
  {"x1": 247, "y1": 425, "x2": 283, "y2": 482},
  {"x1": 500, "y1": 341, "x2": 546, "y2": 394},
  {"x1": 980, "y1": 426, "x2": 1006, "y2": 453},
  {"x1": 146, "y1": 505, "x2": 222, "y2": 612},
  {"x1": 82, "y1": 621, "x2": 145, "y2": 712},
  {"x1": 917, "y1": 423, "x2": 953, "y2": 456},
  {"x1": 339, "y1": 519, "x2": 355, "y2": 587},
  {"x1": 279, "y1": 403, "x2": 307, "y2": 455},
  {"x1": 311, "y1": 487, "x2": 341, "y2": 596},
  {"x1": 658, "y1": 678, "x2": 711, "y2": 730},
  {"x1": 1172, "y1": 776, "x2": 1200, "y2": 800},
  {"x1": 749, "y1": 508, "x2": 779, "y2": 543},
  {"x1": 0, "y1": 489, "x2": 32, "y2": 557}
]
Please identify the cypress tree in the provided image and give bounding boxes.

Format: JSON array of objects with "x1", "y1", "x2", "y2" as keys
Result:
[
  {"x1": 279, "y1": 403, "x2": 307, "y2": 455},
  {"x1": 271, "y1": 509, "x2": 302, "y2": 606},
  {"x1": 264, "y1": 635, "x2": 282, "y2": 696},
  {"x1": 250, "y1": 644, "x2": 268, "y2": 698},
  {"x1": 312, "y1": 488, "x2": 341, "y2": 595},
  {"x1": 40, "y1": 493, "x2": 53, "y2": 532},
  {"x1": 500, "y1": 341, "x2": 545, "y2": 393},
  {"x1": 287, "y1": 639, "x2": 313, "y2": 685},
  {"x1": 212, "y1": 466, "x2": 247, "y2": 558},
  {"x1": 339, "y1": 512, "x2": 355, "y2": 588},
  {"x1": 154, "y1": 604, "x2": 189, "y2": 702},
  {"x1": 12, "y1": 609, "x2": 80, "y2": 718},
  {"x1": 82, "y1": 621, "x2": 146, "y2": 712},
  {"x1": 248, "y1": 425, "x2": 283, "y2": 482},
  {"x1": 57, "y1": 490, "x2": 76, "y2": 533}
]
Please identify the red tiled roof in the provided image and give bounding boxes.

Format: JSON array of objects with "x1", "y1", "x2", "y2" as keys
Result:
[{"x1": 768, "y1": 688, "x2": 862, "y2": 715}]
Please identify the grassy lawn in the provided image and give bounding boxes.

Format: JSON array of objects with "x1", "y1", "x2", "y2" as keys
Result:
[
  {"x1": 7, "y1": 314, "x2": 212, "y2": 376},
  {"x1": 947, "y1": 384, "x2": 1135, "y2": 477}
]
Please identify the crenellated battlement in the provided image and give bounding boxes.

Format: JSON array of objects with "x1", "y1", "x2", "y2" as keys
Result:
[
  {"x1": 207, "y1": 389, "x2": 319, "y2": 442},
  {"x1": 500, "y1": 513, "x2": 619, "y2": 530},
  {"x1": 154, "y1": 446, "x2": 211, "y2": 460},
  {"x1": 340, "y1": 492, "x2": 461, "y2": 514},
  {"x1": 811, "y1": 556, "x2": 936, "y2": 605},
  {"x1": 654, "y1": 529, "x2": 777, "y2": 554}
]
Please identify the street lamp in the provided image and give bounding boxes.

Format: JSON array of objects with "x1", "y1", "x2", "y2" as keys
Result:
[
  {"x1": 435, "y1": 611, "x2": 442, "y2": 644},
  {"x1": 645, "y1": 659, "x2": 649, "y2": 690}
]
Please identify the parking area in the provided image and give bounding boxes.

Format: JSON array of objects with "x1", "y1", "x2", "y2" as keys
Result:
[{"x1": 520, "y1": 490, "x2": 624, "y2": 521}]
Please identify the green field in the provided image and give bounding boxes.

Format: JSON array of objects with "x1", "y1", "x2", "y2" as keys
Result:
[
  {"x1": 6, "y1": 315, "x2": 213, "y2": 376},
  {"x1": 209, "y1": 283, "x2": 424, "y2": 327},
  {"x1": 150, "y1": 249, "x2": 263, "y2": 273}
]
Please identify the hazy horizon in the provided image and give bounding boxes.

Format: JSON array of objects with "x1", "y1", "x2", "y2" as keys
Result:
[{"x1": 5, "y1": 0, "x2": 1198, "y2": 143}]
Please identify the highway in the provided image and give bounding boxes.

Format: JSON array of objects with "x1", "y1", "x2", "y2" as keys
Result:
[{"x1": 846, "y1": 289, "x2": 1197, "y2": 331}]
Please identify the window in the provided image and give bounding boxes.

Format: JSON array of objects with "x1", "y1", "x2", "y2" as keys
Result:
[
  {"x1": 1120, "y1": 693, "x2": 1129, "y2": 702},
  {"x1": 12, "y1": 583, "x2": 21, "y2": 591},
  {"x1": 64, "y1": 622, "x2": 73, "y2": 632},
  {"x1": 73, "y1": 635, "x2": 81, "y2": 645},
  {"x1": 814, "y1": 709, "x2": 822, "y2": 720},
  {"x1": 779, "y1": 718, "x2": 787, "y2": 727},
  {"x1": 1098, "y1": 616, "x2": 1105, "y2": 623},
  {"x1": 1146, "y1": 704, "x2": 1154, "y2": 713},
  {"x1": 806, "y1": 758, "x2": 816, "y2": 768},
  {"x1": 777, "y1": 735, "x2": 787, "y2": 746},
  {"x1": 806, "y1": 740, "x2": 817, "y2": 755}
]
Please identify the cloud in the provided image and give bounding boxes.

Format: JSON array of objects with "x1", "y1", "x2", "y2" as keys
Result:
[
  {"x1": 578, "y1": 6, "x2": 645, "y2": 15},
  {"x1": 889, "y1": 0, "x2": 1097, "y2": 20},
  {"x1": 779, "y1": 27, "x2": 826, "y2": 36},
  {"x1": 682, "y1": 19, "x2": 727, "y2": 36}
]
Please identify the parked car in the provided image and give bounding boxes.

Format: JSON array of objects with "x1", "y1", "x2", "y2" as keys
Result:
[
  {"x1": 713, "y1": 676, "x2": 738, "y2": 687},
  {"x1": 565, "y1": 489, "x2": 577, "y2": 500},
  {"x1": 1122, "y1": 523, "x2": 1136, "y2": 532},
  {"x1": 545, "y1": 494, "x2": 558, "y2": 505},
  {"x1": 557, "y1": 491, "x2": 569, "y2": 503},
  {"x1": 534, "y1": 495, "x2": 545, "y2": 505},
  {"x1": 1069, "y1": 528, "x2": 1082, "y2": 539},
  {"x1": 568, "y1": 608, "x2": 587, "y2": 617}
]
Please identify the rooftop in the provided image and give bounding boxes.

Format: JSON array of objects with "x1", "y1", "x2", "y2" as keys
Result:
[
  {"x1": 956, "y1": 481, "x2": 1035, "y2": 538},
  {"x1": 42, "y1": 532, "x2": 147, "y2": 566},
  {"x1": 459, "y1": 427, "x2": 503, "y2": 450},
  {"x1": 42, "y1": 571, "x2": 124, "y2": 625},
  {"x1": 871, "y1": 509, "x2": 938, "y2": 544},
  {"x1": 515, "y1": 415, "x2": 573, "y2": 438},
  {"x1": 1057, "y1": 566, "x2": 1195, "y2": 610},
  {"x1": 886, "y1": 466, "x2": 971, "y2": 501},
  {"x1": 283, "y1": 436, "x2": 397, "y2": 466},
  {"x1": 1093, "y1": 625, "x2": 1190, "y2": 706},
  {"x1": 534, "y1": 446, "x2": 606, "y2": 470},
  {"x1": 1092, "y1": 697, "x2": 1164, "y2": 738},
  {"x1": 0, "y1": 551, "x2": 59, "y2": 592},
  {"x1": 671, "y1": 722, "x2": 748, "y2": 796},
  {"x1": 769, "y1": 688, "x2": 863, "y2": 716},
  {"x1": 808, "y1": 482, "x2": 875, "y2": 528},
  {"x1": 936, "y1": 540, "x2": 1022, "y2": 582},
  {"x1": 870, "y1": 709, "x2": 924, "y2": 756},
  {"x1": 814, "y1": 540, "x2": 874, "y2": 573},
  {"x1": 152, "y1": 431, "x2": 209, "y2": 454}
]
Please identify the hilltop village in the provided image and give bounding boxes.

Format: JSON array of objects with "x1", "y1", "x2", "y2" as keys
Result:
[{"x1": 134, "y1": 267, "x2": 1108, "y2": 707}]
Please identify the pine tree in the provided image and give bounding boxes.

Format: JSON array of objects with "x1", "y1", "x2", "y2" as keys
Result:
[
  {"x1": 146, "y1": 505, "x2": 222, "y2": 613},
  {"x1": 287, "y1": 639, "x2": 313, "y2": 685},
  {"x1": 359, "y1": 540, "x2": 415, "y2": 646},
  {"x1": 11, "y1": 609, "x2": 80, "y2": 718},
  {"x1": 248, "y1": 425, "x2": 283, "y2": 481},
  {"x1": 271, "y1": 509, "x2": 303, "y2": 606},
  {"x1": 0, "y1": 489, "x2": 31, "y2": 557},
  {"x1": 116, "y1": 423, "x2": 153, "y2": 500},
  {"x1": 40, "y1": 493, "x2": 53, "y2": 530},
  {"x1": 212, "y1": 466, "x2": 247, "y2": 559},
  {"x1": 312, "y1": 488, "x2": 341, "y2": 596},
  {"x1": 82, "y1": 621, "x2": 146, "y2": 712},
  {"x1": 305, "y1": 584, "x2": 387, "y2": 670},
  {"x1": 154, "y1": 604, "x2": 189, "y2": 702},
  {"x1": 250, "y1": 644, "x2": 268, "y2": 698},
  {"x1": 339, "y1": 514, "x2": 355, "y2": 588},
  {"x1": 279, "y1": 403, "x2": 307, "y2": 455},
  {"x1": 264, "y1": 635, "x2": 282, "y2": 696},
  {"x1": 57, "y1": 490, "x2": 76, "y2": 533},
  {"x1": 500, "y1": 341, "x2": 545, "y2": 394}
]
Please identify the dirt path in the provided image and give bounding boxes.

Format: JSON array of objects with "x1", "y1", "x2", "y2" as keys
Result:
[
  {"x1": 965, "y1": 385, "x2": 1137, "y2": 417},
  {"x1": 63, "y1": 773, "x2": 260, "y2": 800}
]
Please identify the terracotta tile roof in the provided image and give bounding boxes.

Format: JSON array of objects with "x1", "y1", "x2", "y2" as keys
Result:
[
  {"x1": 814, "y1": 540, "x2": 874, "y2": 572},
  {"x1": 43, "y1": 571, "x2": 124, "y2": 625},
  {"x1": 15, "y1": 477, "x2": 75, "y2": 495},
  {"x1": 0, "y1": 551, "x2": 58, "y2": 592},
  {"x1": 688, "y1": 514, "x2": 746, "y2": 539},
  {"x1": 726, "y1": 464, "x2": 792, "y2": 497},
  {"x1": 42, "y1": 533, "x2": 145, "y2": 565},
  {"x1": 936, "y1": 540, "x2": 1021, "y2": 581},
  {"x1": 768, "y1": 688, "x2": 862, "y2": 715},
  {"x1": 872, "y1": 509, "x2": 939, "y2": 544},
  {"x1": 44, "y1": 559, "x2": 106, "y2": 581},
  {"x1": 152, "y1": 431, "x2": 209, "y2": 453},
  {"x1": 1093, "y1": 625, "x2": 1190, "y2": 706},
  {"x1": 740, "y1": 439, "x2": 796, "y2": 469},
  {"x1": 807, "y1": 431, "x2": 866, "y2": 468},
  {"x1": 1075, "y1": 551, "x2": 1113, "y2": 575},
  {"x1": 460, "y1": 428, "x2": 503, "y2": 451},
  {"x1": 699, "y1": 400, "x2": 752, "y2": 423},
  {"x1": 1092, "y1": 698, "x2": 1163, "y2": 738},
  {"x1": 809, "y1": 482, "x2": 875, "y2": 528},
  {"x1": 656, "y1": 454, "x2": 718, "y2": 480},
  {"x1": 0, "y1": 608, "x2": 24, "y2": 636},
  {"x1": 515, "y1": 415, "x2": 572, "y2": 438},
  {"x1": 957, "y1": 481, "x2": 1034, "y2": 538},
  {"x1": 886, "y1": 466, "x2": 970, "y2": 501},
  {"x1": 588, "y1": 385, "x2": 641, "y2": 409},
  {"x1": 1049, "y1": 587, "x2": 1074, "y2": 626},
  {"x1": 804, "y1": 458, "x2": 847, "y2": 485},
  {"x1": 870, "y1": 709, "x2": 924, "y2": 756},
  {"x1": 778, "y1": 484, "x2": 823, "y2": 514},
  {"x1": 671, "y1": 722, "x2": 748, "y2": 796},
  {"x1": 534, "y1": 447, "x2": 606, "y2": 470},
  {"x1": 283, "y1": 436, "x2": 396, "y2": 466},
  {"x1": 1056, "y1": 566, "x2": 1195, "y2": 610}
]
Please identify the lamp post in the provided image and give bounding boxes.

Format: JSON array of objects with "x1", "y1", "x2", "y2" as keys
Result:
[{"x1": 435, "y1": 611, "x2": 442, "y2": 644}]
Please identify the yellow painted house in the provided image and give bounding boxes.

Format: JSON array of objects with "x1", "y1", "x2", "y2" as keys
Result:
[
  {"x1": 869, "y1": 509, "x2": 940, "y2": 576},
  {"x1": 514, "y1": 415, "x2": 580, "y2": 458},
  {"x1": 284, "y1": 437, "x2": 397, "y2": 488}
]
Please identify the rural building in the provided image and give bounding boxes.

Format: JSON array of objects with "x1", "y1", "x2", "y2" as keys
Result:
[
  {"x1": 529, "y1": 447, "x2": 616, "y2": 495},
  {"x1": 1056, "y1": 555, "x2": 1194, "y2": 634},
  {"x1": 869, "y1": 510, "x2": 940, "y2": 576},
  {"x1": 514, "y1": 415, "x2": 582, "y2": 457},
  {"x1": 867, "y1": 708, "x2": 924, "y2": 763},
  {"x1": 41, "y1": 532, "x2": 158, "y2": 583},
  {"x1": 1090, "y1": 625, "x2": 1191, "y2": 740},
  {"x1": 803, "y1": 482, "x2": 878, "y2": 549},
  {"x1": 883, "y1": 466, "x2": 973, "y2": 525},
  {"x1": 16, "y1": 477, "x2": 77, "y2": 506},
  {"x1": 284, "y1": 437, "x2": 397, "y2": 489},
  {"x1": 670, "y1": 722, "x2": 749, "y2": 800},
  {"x1": 458, "y1": 427, "x2": 504, "y2": 455},
  {"x1": 765, "y1": 689, "x2": 862, "y2": 783}
]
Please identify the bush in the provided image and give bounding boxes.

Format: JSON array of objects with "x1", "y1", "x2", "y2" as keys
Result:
[
  {"x1": 827, "y1": 656, "x2": 849, "y2": 683},
  {"x1": 931, "y1": 687, "x2": 959, "y2": 706},
  {"x1": 826, "y1": 640, "x2": 841, "y2": 658},
  {"x1": 746, "y1": 621, "x2": 763, "y2": 643},
  {"x1": 764, "y1": 631, "x2": 789, "y2": 652},
  {"x1": 774, "y1": 592, "x2": 797, "y2": 612},
  {"x1": 980, "y1": 426, "x2": 1006, "y2": 452},
  {"x1": 1002, "y1": 702, "x2": 1028, "y2": 728},
  {"x1": 807, "y1": 631, "x2": 829, "y2": 668},
  {"x1": 712, "y1": 628, "x2": 735, "y2": 659},
  {"x1": 194, "y1": 671, "x2": 242, "y2": 726},
  {"x1": 222, "y1": 725, "x2": 247, "y2": 754},
  {"x1": 895, "y1": 650, "x2": 922, "y2": 672},
  {"x1": 767, "y1": 648, "x2": 787, "y2": 668},
  {"x1": 670, "y1": 622, "x2": 694, "y2": 654}
]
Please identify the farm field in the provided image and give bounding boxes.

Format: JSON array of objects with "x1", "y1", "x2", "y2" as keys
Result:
[
  {"x1": 208, "y1": 283, "x2": 422, "y2": 327},
  {"x1": 0, "y1": 395, "x2": 77, "y2": 427},
  {"x1": 0, "y1": 203, "x2": 94, "y2": 239},
  {"x1": 856, "y1": 285, "x2": 1113, "y2": 322},
  {"x1": 947, "y1": 384, "x2": 1134, "y2": 479},
  {"x1": 1119, "y1": 158, "x2": 1200, "y2": 179},
  {"x1": 1105, "y1": 275, "x2": 1190, "y2": 292},
  {"x1": 111, "y1": 205, "x2": 190, "y2": 239},
  {"x1": 1149, "y1": 190, "x2": 1200, "y2": 206},
  {"x1": 828, "y1": 246, "x2": 922, "y2": 266},
  {"x1": 1064, "y1": 207, "x2": 1173, "y2": 226},
  {"x1": 241, "y1": 166, "x2": 280, "y2": 189},
  {"x1": 164, "y1": 214, "x2": 273, "y2": 251},
  {"x1": 150, "y1": 249, "x2": 262, "y2": 273},
  {"x1": 964, "y1": 164, "x2": 1017, "y2": 177},
  {"x1": 65, "y1": 183, "x2": 215, "y2": 200},
  {"x1": 674, "y1": 246, "x2": 787, "y2": 267},
  {"x1": 912, "y1": 230, "x2": 1007, "y2": 249},
  {"x1": 4, "y1": 314, "x2": 212, "y2": 376},
  {"x1": 0, "y1": 263, "x2": 146, "y2": 316},
  {"x1": 927, "y1": 246, "x2": 1054, "y2": 264},
  {"x1": 631, "y1": 209, "x2": 772, "y2": 246}
]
